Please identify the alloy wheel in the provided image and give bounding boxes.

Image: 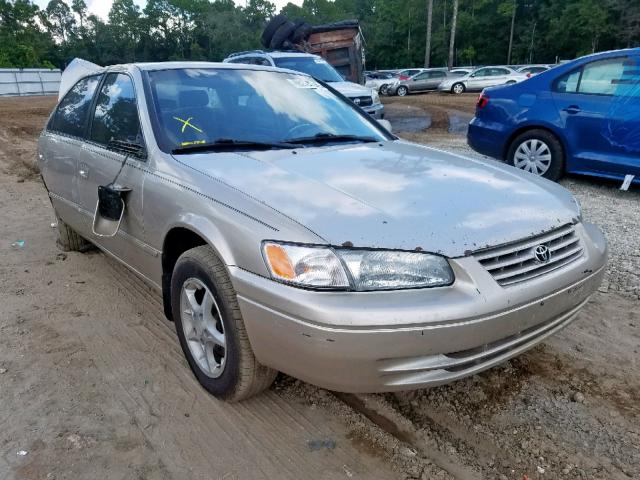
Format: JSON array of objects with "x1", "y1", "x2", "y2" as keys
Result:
[
  {"x1": 397, "y1": 86, "x2": 408, "y2": 97},
  {"x1": 452, "y1": 83, "x2": 464, "y2": 94},
  {"x1": 180, "y1": 278, "x2": 227, "y2": 378},
  {"x1": 513, "y1": 139, "x2": 552, "y2": 176}
]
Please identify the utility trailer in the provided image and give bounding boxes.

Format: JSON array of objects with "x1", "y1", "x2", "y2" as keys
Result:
[{"x1": 307, "y1": 21, "x2": 365, "y2": 84}]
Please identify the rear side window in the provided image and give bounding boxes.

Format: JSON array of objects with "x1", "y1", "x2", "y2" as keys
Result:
[
  {"x1": 49, "y1": 75, "x2": 101, "y2": 137},
  {"x1": 579, "y1": 58, "x2": 626, "y2": 95},
  {"x1": 555, "y1": 57, "x2": 633, "y2": 96},
  {"x1": 90, "y1": 73, "x2": 141, "y2": 146},
  {"x1": 431, "y1": 71, "x2": 446, "y2": 78}
]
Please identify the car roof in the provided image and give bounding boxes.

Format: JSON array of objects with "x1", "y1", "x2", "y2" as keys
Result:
[
  {"x1": 225, "y1": 50, "x2": 320, "y2": 60},
  {"x1": 103, "y1": 61, "x2": 313, "y2": 75}
]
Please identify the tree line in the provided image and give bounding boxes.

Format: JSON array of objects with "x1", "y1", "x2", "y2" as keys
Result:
[{"x1": 0, "y1": 0, "x2": 638, "y2": 71}]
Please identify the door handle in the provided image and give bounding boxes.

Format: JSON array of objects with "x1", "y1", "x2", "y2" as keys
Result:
[{"x1": 563, "y1": 105, "x2": 581, "y2": 114}]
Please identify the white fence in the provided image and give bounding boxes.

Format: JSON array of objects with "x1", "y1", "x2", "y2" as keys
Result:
[{"x1": 0, "y1": 68, "x2": 61, "y2": 97}]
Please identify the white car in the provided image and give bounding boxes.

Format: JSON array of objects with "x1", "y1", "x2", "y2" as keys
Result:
[
  {"x1": 224, "y1": 50, "x2": 384, "y2": 118},
  {"x1": 439, "y1": 66, "x2": 528, "y2": 94}
]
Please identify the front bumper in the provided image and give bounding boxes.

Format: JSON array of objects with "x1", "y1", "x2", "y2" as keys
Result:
[
  {"x1": 231, "y1": 222, "x2": 607, "y2": 393},
  {"x1": 364, "y1": 103, "x2": 385, "y2": 119}
]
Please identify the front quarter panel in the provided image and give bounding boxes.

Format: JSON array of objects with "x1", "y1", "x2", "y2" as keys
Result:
[{"x1": 143, "y1": 151, "x2": 325, "y2": 285}]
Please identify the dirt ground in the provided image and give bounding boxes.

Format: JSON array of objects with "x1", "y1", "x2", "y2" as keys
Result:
[{"x1": 0, "y1": 95, "x2": 639, "y2": 480}]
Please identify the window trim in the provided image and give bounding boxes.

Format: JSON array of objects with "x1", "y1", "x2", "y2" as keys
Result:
[
  {"x1": 47, "y1": 73, "x2": 103, "y2": 139},
  {"x1": 86, "y1": 70, "x2": 148, "y2": 161}
]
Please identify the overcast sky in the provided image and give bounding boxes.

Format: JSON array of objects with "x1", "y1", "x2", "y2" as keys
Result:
[{"x1": 33, "y1": 0, "x2": 301, "y2": 19}]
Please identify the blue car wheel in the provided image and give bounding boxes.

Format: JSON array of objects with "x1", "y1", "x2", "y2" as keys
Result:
[{"x1": 507, "y1": 129, "x2": 564, "y2": 181}]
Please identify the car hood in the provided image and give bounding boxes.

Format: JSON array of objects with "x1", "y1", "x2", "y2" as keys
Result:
[
  {"x1": 175, "y1": 141, "x2": 580, "y2": 257},
  {"x1": 327, "y1": 81, "x2": 373, "y2": 98}
]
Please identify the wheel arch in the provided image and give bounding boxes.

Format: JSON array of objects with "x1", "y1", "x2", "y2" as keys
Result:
[{"x1": 160, "y1": 218, "x2": 236, "y2": 321}]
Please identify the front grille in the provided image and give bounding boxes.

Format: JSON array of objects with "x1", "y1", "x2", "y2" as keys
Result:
[
  {"x1": 475, "y1": 224, "x2": 583, "y2": 286},
  {"x1": 349, "y1": 95, "x2": 373, "y2": 107}
]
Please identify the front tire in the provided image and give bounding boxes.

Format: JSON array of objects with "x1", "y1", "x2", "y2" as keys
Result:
[
  {"x1": 507, "y1": 129, "x2": 564, "y2": 181},
  {"x1": 396, "y1": 86, "x2": 408, "y2": 97},
  {"x1": 451, "y1": 83, "x2": 465, "y2": 94},
  {"x1": 171, "y1": 245, "x2": 277, "y2": 402}
]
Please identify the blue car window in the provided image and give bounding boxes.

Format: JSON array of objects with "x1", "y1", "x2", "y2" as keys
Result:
[
  {"x1": 579, "y1": 58, "x2": 627, "y2": 96},
  {"x1": 555, "y1": 69, "x2": 581, "y2": 93}
]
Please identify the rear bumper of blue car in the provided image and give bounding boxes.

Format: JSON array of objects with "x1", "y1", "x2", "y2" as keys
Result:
[{"x1": 467, "y1": 117, "x2": 510, "y2": 160}]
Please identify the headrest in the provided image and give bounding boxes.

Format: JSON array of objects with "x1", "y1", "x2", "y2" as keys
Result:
[
  {"x1": 158, "y1": 98, "x2": 177, "y2": 110},
  {"x1": 178, "y1": 90, "x2": 209, "y2": 108}
]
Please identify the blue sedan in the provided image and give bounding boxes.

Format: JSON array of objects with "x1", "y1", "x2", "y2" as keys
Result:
[{"x1": 468, "y1": 48, "x2": 640, "y2": 184}]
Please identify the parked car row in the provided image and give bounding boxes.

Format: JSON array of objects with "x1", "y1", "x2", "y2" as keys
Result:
[{"x1": 365, "y1": 63, "x2": 553, "y2": 96}]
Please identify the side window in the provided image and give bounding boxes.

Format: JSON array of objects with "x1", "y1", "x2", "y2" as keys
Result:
[
  {"x1": 431, "y1": 71, "x2": 445, "y2": 79},
  {"x1": 473, "y1": 69, "x2": 488, "y2": 77},
  {"x1": 579, "y1": 58, "x2": 626, "y2": 95},
  {"x1": 90, "y1": 73, "x2": 141, "y2": 147},
  {"x1": 49, "y1": 75, "x2": 101, "y2": 137},
  {"x1": 555, "y1": 69, "x2": 581, "y2": 94},
  {"x1": 414, "y1": 72, "x2": 429, "y2": 80}
]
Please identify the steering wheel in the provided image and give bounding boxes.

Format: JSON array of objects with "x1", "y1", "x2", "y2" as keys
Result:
[{"x1": 285, "y1": 123, "x2": 318, "y2": 139}]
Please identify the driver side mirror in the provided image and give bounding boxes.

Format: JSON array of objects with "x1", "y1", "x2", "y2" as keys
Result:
[{"x1": 378, "y1": 119, "x2": 393, "y2": 133}]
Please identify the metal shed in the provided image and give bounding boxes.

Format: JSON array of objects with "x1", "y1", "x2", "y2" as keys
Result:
[{"x1": 0, "y1": 68, "x2": 61, "y2": 97}]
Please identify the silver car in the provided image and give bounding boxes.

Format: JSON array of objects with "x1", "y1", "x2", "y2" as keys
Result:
[
  {"x1": 388, "y1": 69, "x2": 449, "y2": 96},
  {"x1": 439, "y1": 65, "x2": 528, "y2": 94},
  {"x1": 39, "y1": 61, "x2": 607, "y2": 402}
]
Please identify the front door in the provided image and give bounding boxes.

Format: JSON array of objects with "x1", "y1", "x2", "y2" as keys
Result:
[
  {"x1": 552, "y1": 55, "x2": 640, "y2": 178},
  {"x1": 466, "y1": 68, "x2": 491, "y2": 90},
  {"x1": 77, "y1": 72, "x2": 148, "y2": 270}
]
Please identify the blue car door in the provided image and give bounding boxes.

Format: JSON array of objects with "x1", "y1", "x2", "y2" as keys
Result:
[{"x1": 552, "y1": 55, "x2": 640, "y2": 179}]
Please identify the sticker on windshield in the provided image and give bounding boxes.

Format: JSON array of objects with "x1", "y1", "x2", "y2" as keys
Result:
[
  {"x1": 287, "y1": 77, "x2": 320, "y2": 89},
  {"x1": 180, "y1": 140, "x2": 206, "y2": 147}
]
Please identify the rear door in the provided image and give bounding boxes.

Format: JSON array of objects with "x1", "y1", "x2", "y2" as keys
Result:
[
  {"x1": 552, "y1": 55, "x2": 640, "y2": 178},
  {"x1": 41, "y1": 74, "x2": 101, "y2": 228},
  {"x1": 409, "y1": 72, "x2": 430, "y2": 92},
  {"x1": 427, "y1": 71, "x2": 447, "y2": 89},
  {"x1": 78, "y1": 72, "x2": 148, "y2": 268}
]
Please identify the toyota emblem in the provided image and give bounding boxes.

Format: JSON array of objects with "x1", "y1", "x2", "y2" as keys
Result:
[{"x1": 533, "y1": 245, "x2": 551, "y2": 263}]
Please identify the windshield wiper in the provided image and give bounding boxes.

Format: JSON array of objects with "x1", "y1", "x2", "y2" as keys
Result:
[
  {"x1": 284, "y1": 133, "x2": 379, "y2": 145},
  {"x1": 172, "y1": 138, "x2": 297, "y2": 154}
]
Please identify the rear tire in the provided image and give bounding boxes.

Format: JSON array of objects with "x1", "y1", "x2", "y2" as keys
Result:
[
  {"x1": 451, "y1": 83, "x2": 465, "y2": 94},
  {"x1": 55, "y1": 214, "x2": 92, "y2": 252},
  {"x1": 171, "y1": 245, "x2": 277, "y2": 402},
  {"x1": 380, "y1": 84, "x2": 389, "y2": 95},
  {"x1": 507, "y1": 129, "x2": 564, "y2": 181},
  {"x1": 269, "y1": 21, "x2": 296, "y2": 49}
]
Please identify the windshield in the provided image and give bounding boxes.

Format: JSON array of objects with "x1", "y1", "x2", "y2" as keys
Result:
[
  {"x1": 272, "y1": 57, "x2": 344, "y2": 82},
  {"x1": 146, "y1": 68, "x2": 387, "y2": 153}
]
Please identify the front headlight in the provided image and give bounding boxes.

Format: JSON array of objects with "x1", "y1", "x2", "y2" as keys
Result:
[
  {"x1": 262, "y1": 242, "x2": 454, "y2": 290},
  {"x1": 371, "y1": 89, "x2": 381, "y2": 105}
]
